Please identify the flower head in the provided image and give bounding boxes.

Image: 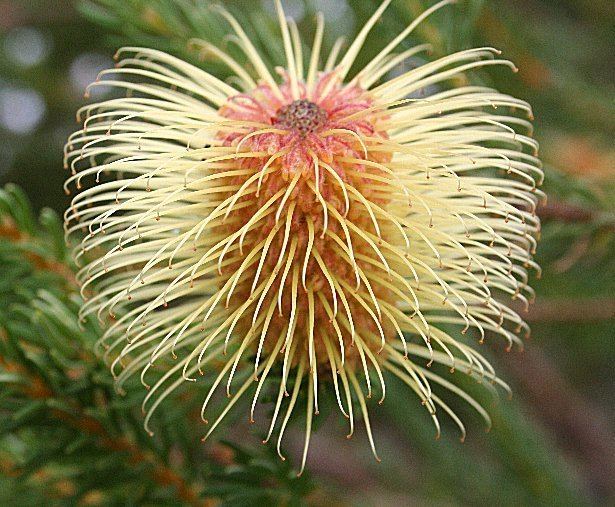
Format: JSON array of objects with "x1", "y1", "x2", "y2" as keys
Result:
[{"x1": 65, "y1": 0, "x2": 543, "y2": 472}]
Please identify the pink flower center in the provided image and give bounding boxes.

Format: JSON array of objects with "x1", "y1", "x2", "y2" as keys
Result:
[{"x1": 217, "y1": 73, "x2": 384, "y2": 179}]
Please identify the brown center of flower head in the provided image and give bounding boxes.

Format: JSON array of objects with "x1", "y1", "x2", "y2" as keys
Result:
[{"x1": 273, "y1": 99, "x2": 328, "y2": 136}]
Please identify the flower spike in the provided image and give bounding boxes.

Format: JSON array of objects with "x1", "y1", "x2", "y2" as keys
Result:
[{"x1": 65, "y1": 1, "x2": 542, "y2": 469}]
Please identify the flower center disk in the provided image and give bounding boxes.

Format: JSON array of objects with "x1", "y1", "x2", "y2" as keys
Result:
[{"x1": 274, "y1": 99, "x2": 328, "y2": 137}]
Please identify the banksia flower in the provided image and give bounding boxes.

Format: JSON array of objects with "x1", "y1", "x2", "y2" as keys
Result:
[{"x1": 64, "y1": 0, "x2": 543, "y2": 471}]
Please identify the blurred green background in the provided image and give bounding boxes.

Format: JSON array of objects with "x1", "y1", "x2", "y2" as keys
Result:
[{"x1": 0, "y1": 0, "x2": 613, "y2": 505}]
